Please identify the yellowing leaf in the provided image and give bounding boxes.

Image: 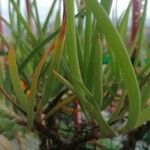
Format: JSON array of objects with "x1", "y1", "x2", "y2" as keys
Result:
[{"x1": 8, "y1": 46, "x2": 28, "y2": 111}]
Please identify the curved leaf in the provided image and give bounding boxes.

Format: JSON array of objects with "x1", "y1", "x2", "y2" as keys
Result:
[
  {"x1": 27, "y1": 43, "x2": 55, "y2": 128},
  {"x1": 86, "y1": 0, "x2": 141, "y2": 130},
  {"x1": 136, "y1": 106, "x2": 150, "y2": 127},
  {"x1": 54, "y1": 71, "x2": 118, "y2": 136},
  {"x1": 8, "y1": 47, "x2": 28, "y2": 111}
]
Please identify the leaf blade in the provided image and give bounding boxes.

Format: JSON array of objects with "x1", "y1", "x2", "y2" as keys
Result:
[
  {"x1": 8, "y1": 46, "x2": 28, "y2": 111},
  {"x1": 86, "y1": 0, "x2": 141, "y2": 130}
]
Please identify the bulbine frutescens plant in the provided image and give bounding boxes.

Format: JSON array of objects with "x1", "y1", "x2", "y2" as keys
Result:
[{"x1": 0, "y1": 0, "x2": 150, "y2": 149}]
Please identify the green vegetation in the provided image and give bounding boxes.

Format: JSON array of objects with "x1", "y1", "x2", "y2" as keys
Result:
[{"x1": 0, "y1": 0, "x2": 150, "y2": 149}]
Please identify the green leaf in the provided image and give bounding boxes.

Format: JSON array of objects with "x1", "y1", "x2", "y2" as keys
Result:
[
  {"x1": 0, "y1": 65, "x2": 5, "y2": 104},
  {"x1": 42, "y1": 0, "x2": 57, "y2": 34},
  {"x1": 19, "y1": 29, "x2": 59, "y2": 72},
  {"x1": 76, "y1": 31, "x2": 84, "y2": 77},
  {"x1": 86, "y1": 39, "x2": 97, "y2": 91},
  {"x1": 65, "y1": 0, "x2": 82, "y2": 80},
  {"x1": 141, "y1": 81, "x2": 150, "y2": 109},
  {"x1": 42, "y1": 14, "x2": 66, "y2": 108},
  {"x1": 0, "y1": 33, "x2": 9, "y2": 48},
  {"x1": 32, "y1": 0, "x2": 43, "y2": 39},
  {"x1": 8, "y1": 46, "x2": 28, "y2": 111},
  {"x1": 136, "y1": 106, "x2": 150, "y2": 127},
  {"x1": 53, "y1": 71, "x2": 118, "y2": 136},
  {"x1": 117, "y1": 2, "x2": 131, "y2": 38},
  {"x1": 93, "y1": 33, "x2": 103, "y2": 107},
  {"x1": 101, "y1": 0, "x2": 113, "y2": 14},
  {"x1": 83, "y1": 9, "x2": 92, "y2": 83},
  {"x1": 9, "y1": 0, "x2": 36, "y2": 43},
  {"x1": 138, "y1": 61, "x2": 150, "y2": 79},
  {"x1": 86, "y1": 0, "x2": 141, "y2": 130},
  {"x1": 27, "y1": 43, "x2": 55, "y2": 128},
  {"x1": 0, "y1": 16, "x2": 31, "y2": 53}
]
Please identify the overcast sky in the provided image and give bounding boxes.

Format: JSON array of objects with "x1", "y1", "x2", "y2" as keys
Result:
[{"x1": 0, "y1": 0, "x2": 150, "y2": 22}]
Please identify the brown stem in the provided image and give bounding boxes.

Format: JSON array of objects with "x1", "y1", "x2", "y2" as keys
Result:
[
  {"x1": 131, "y1": 0, "x2": 142, "y2": 63},
  {"x1": 25, "y1": 0, "x2": 33, "y2": 30}
]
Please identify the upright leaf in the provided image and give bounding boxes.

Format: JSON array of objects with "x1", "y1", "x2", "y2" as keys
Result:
[
  {"x1": 8, "y1": 47, "x2": 28, "y2": 111},
  {"x1": 54, "y1": 71, "x2": 117, "y2": 136},
  {"x1": 83, "y1": 9, "x2": 92, "y2": 83},
  {"x1": 42, "y1": 9, "x2": 67, "y2": 107},
  {"x1": 19, "y1": 29, "x2": 59, "y2": 72},
  {"x1": 117, "y1": 2, "x2": 131, "y2": 38},
  {"x1": 136, "y1": 106, "x2": 150, "y2": 127},
  {"x1": 101, "y1": 0, "x2": 113, "y2": 14},
  {"x1": 93, "y1": 33, "x2": 103, "y2": 107},
  {"x1": 141, "y1": 81, "x2": 150, "y2": 109},
  {"x1": 65, "y1": 0, "x2": 82, "y2": 80},
  {"x1": 27, "y1": 43, "x2": 55, "y2": 128},
  {"x1": 9, "y1": 0, "x2": 36, "y2": 43},
  {"x1": 0, "y1": 65, "x2": 5, "y2": 105},
  {"x1": 86, "y1": 0, "x2": 141, "y2": 130}
]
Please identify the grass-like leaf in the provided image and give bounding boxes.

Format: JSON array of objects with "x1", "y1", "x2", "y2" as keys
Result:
[
  {"x1": 19, "y1": 29, "x2": 59, "y2": 72},
  {"x1": 8, "y1": 46, "x2": 28, "y2": 111},
  {"x1": 42, "y1": 0, "x2": 57, "y2": 34},
  {"x1": 53, "y1": 70, "x2": 118, "y2": 136},
  {"x1": 45, "y1": 95, "x2": 75, "y2": 119},
  {"x1": 27, "y1": 43, "x2": 55, "y2": 128},
  {"x1": 86, "y1": 0, "x2": 141, "y2": 130},
  {"x1": 9, "y1": 0, "x2": 36, "y2": 43},
  {"x1": 93, "y1": 33, "x2": 103, "y2": 107},
  {"x1": 136, "y1": 106, "x2": 150, "y2": 127},
  {"x1": 65, "y1": 0, "x2": 82, "y2": 80},
  {"x1": 42, "y1": 11, "x2": 67, "y2": 108},
  {"x1": 141, "y1": 81, "x2": 150, "y2": 109},
  {"x1": 83, "y1": 9, "x2": 92, "y2": 83},
  {"x1": 101, "y1": 0, "x2": 113, "y2": 14},
  {"x1": 117, "y1": 1, "x2": 131, "y2": 38}
]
